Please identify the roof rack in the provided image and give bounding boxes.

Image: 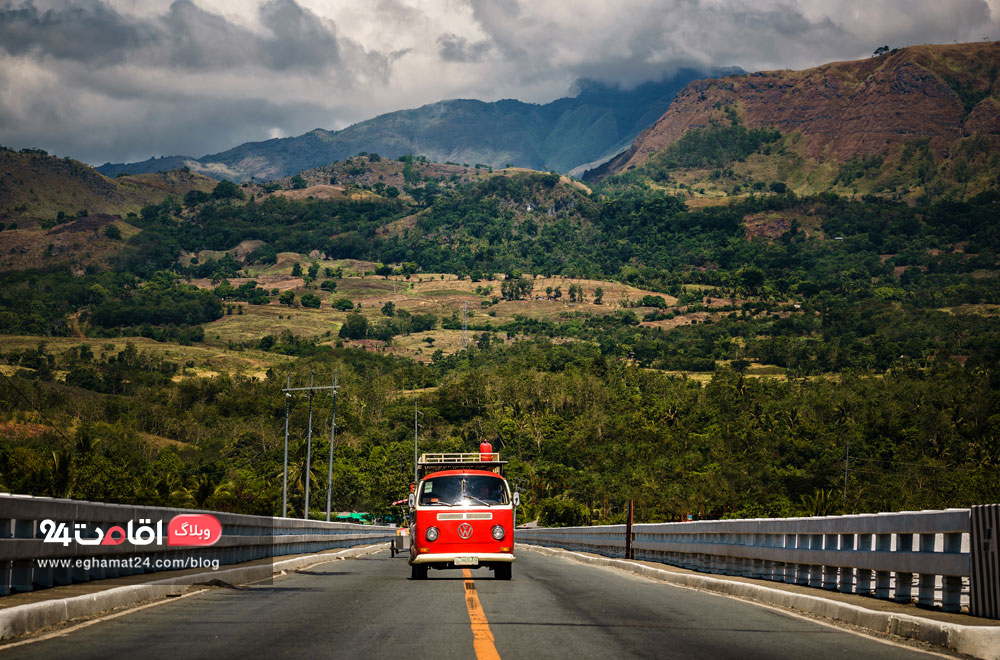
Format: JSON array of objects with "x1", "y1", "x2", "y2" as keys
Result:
[{"x1": 417, "y1": 452, "x2": 506, "y2": 478}]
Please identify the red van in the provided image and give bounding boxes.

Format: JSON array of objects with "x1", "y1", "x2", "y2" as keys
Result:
[{"x1": 408, "y1": 445, "x2": 518, "y2": 579}]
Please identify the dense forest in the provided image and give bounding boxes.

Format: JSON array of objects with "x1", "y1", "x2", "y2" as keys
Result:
[
  {"x1": 2, "y1": 339, "x2": 997, "y2": 524},
  {"x1": 2, "y1": 146, "x2": 999, "y2": 524}
]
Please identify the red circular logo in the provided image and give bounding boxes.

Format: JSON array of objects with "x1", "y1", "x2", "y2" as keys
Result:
[{"x1": 457, "y1": 523, "x2": 474, "y2": 539}]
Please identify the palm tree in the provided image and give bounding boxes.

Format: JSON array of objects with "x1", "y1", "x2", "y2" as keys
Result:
[
  {"x1": 50, "y1": 448, "x2": 73, "y2": 497},
  {"x1": 800, "y1": 488, "x2": 837, "y2": 516},
  {"x1": 170, "y1": 474, "x2": 235, "y2": 508}
]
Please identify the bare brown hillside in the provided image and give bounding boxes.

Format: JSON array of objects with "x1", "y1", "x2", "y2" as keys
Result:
[{"x1": 595, "y1": 42, "x2": 1000, "y2": 178}]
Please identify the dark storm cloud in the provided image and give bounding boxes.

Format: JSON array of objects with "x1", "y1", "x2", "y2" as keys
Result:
[
  {"x1": 0, "y1": 0, "x2": 341, "y2": 70},
  {"x1": 0, "y1": 0, "x2": 150, "y2": 64},
  {"x1": 258, "y1": 0, "x2": 341, "y2": 71},
  {"x1": 437, "y1": 33, "x2": 490, "y2": 62}
]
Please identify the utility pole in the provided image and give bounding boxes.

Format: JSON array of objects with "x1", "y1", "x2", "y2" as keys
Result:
[
  {"x1": 282, "y1": 374, "x2": 290, "y2": 518},
  {"x1": 325, "y1": 372, "x2": 339, "y2": 522},
  {"x1": 843, "y1": 437, "x2": 851, "y2": 510},
  {"x1": 413, "y1": 391, "x2": 423, "y2": 485},
  {"x1": 462, "y1": 301, "x2": 468, "y2": 349},
  {"x1": 304, "y1": 370, "x2": 314, "y2": 520},
  {"x1": 282, "y1": 372, "x2": 339, "y2": 520},
  {"x1": 625, "y1": 500, "x2": 635, "y2": 559}
]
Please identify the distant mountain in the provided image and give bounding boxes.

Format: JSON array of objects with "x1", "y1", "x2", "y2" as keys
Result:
[
  {"x1": 96, "y1": 69, "x2": 738, "y2": 182},
  {"x1": 589, "y1": 42, "x2": 1000, "y2": 200}
]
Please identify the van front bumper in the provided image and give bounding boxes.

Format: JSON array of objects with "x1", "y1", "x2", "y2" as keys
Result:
[{"x1": 410, "y1": 552, "x2": 514, "y2": 565}]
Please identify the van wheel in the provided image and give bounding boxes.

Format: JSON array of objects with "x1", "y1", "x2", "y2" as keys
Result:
[
  {"x1": 494, "y1": 563, "x2": 512, "y2": 580},
  {"x1": 411, "y1": 564, "x2": 428, "y2": 580}
]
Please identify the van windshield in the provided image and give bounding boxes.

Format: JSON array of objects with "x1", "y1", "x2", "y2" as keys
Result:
[{"x1": 418, "y1": 475, "x2": 509, "y2": 506}]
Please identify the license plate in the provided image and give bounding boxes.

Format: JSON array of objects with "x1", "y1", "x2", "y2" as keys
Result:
[{"x1": 454, "y1": 557, "x2": 478, "y2": 566}]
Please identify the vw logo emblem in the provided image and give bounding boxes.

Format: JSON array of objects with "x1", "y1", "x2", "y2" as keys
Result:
[{"x1": 457, "y1": 523, "x2": 474, "y2": 539}]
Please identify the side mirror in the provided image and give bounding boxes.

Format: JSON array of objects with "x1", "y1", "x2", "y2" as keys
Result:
[
  {"x1": 512, "y1": 492, "x2": 520, "y2": 507},
  {"x1": 408, "y1": 493, "x2": 415, "y2": 508}
]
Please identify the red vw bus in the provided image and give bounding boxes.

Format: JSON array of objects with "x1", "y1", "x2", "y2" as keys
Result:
[{"x1": 408, "y1": 444, "x2": 518, "y2": 580}]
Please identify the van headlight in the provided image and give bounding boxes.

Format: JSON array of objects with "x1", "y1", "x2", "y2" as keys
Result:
[
  {"x1": 491, "y1": 525, "x2": 505, "y2": 541},
  {"x1": 425, "y1": 526, "x2": 439, "y2": 542}
]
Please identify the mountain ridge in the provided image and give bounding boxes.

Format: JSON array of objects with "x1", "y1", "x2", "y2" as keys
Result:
[
  {"x1": 589, "y1": 42, "x2": 1000, "y2": 185},
  {"x1": 95, "y1": 69, "x2": 739, "y2": 182}
]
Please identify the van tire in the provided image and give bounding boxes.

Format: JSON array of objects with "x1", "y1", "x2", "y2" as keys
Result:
[
  {"x1": 494, "y1": 563, "x2": 512, "y2": 580},
  {"x1": 411, "y1": 564, "x2": 428, "y2": 580}
]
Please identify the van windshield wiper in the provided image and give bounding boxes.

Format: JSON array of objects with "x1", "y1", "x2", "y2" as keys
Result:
[{"x1": 463, "y1": 494, "x2": 492, "y2": 507}]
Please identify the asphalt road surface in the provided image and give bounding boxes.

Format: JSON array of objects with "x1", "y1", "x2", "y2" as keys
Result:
[{"x1": 5, "y1": 549, "x2": 947, "y2": 659}]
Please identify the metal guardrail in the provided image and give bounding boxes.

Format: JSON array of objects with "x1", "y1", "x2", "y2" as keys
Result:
[
  {"x1": 519, "y1": 506, "x2": 1000, "y2": 618},
  {"x1": 0, "y1": 493, "x2": 395, "y2": 596}
]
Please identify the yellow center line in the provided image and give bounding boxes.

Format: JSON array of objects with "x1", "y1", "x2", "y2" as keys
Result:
[{"x1": 462, "y1": 568, "x2": 501, "y2": 660}]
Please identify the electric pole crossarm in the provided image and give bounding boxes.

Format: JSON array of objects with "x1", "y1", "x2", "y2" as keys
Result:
[{"x1": 282, "y1": 385, "x2": 339, "y2": 392}]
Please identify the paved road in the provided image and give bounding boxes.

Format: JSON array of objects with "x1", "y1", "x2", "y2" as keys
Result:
[{"x1": 5, "y1": 549, "x2": 946, "y2": 659}]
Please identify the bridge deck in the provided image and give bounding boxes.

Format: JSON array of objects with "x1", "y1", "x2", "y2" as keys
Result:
[{"x1": 2, "y1": 548, "x2": 962, "y2": 659}]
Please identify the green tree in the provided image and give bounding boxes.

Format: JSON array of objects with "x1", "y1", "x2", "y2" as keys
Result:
[
  {"x1": 279, "y1": 290, "x2": 296, "y2": 306},
  {"x1": 339, "y1": 313, "x2": 369, "y2": 339},
  {"x1": 184, "y1": 190, "x2": 210, "y2": 206},
  {"x1": 300, "y1": 293, "x2": 321, "y2": 308},
  {"x1": 212, "y1": 180, "x2": 244, "y2": 200}
]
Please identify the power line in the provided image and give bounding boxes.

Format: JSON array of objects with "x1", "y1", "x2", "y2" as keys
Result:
[{"x1": 0, "y1": 369, "x2": 78, "y2": 448}]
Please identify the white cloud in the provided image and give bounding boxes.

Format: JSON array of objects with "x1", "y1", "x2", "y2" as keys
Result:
[{"x1": 0, "y1": 0, "x2": 996, "y2": 164}]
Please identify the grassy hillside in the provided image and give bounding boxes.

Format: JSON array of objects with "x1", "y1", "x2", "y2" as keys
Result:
[
  {"x1": 600, "y1": 115, "x2": 1000, "y2": 204},
  {"x1": 0, "y1": 149, "x2": 216, "y2": 224}
]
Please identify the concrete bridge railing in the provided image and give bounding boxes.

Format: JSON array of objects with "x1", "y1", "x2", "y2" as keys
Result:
[
  {"x1": 0, "y1": 493, "x2": 396, "y2": 596},
  {"x1": 518, "y1": 505, "x2": 1000, "y2": 619}
]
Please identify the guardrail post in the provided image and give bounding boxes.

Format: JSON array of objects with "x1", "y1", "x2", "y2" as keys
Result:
[
  {"x1": 782, "y1": 533, "x2": 795, "y2": 583},
  {"x1": 11, "y1": 518, "x2": 34, "y2": 593},
  {"x1": 751, "y1": 532, "x2": 763, "y2": 579},
  {"x1": 822, "y1": 533, "x2": 838, "y2": 590},
  {"x1": 856, "y1": 533, "x2": 872, "y2": 596},
  {"x1": 0, "y1": 518, "x2": 11, "y2": 596},
  {"x1": 808, "y1": 534, "x2": 822, "y2": 588},
  {"x1": 894, "y1": 533, "x2": 913, "y2": 603},
  {"x1": 838, "y1": 532, "x2": 855, "y2": 593},
  {"x1": 728, "y1": 533, "x2": 738, "y2": 576},
  {"x1": 794, "y1": 533, "x2": 808, "y2": 585},
  {"x1": 941, "y1": 532, "x2": 963, "y2": 613},
  {"x1": 765, "y1": 533, "x2": 778, "y2": 581},
  {"x1": 917, "y1": 533, "x2": 937, "y2": 607},
  {"x1": 624, "y1": 501, "x2": 634, "y2": 560},
  {"x1": 874, "y1": 533, "x2": 892, "y2": 599},
  {"x1": 31, "y1": 520, "x2": 53, "y2": 590},
  {"x1": 768, "y1": 534, "x2": 780, "y2": 581}
]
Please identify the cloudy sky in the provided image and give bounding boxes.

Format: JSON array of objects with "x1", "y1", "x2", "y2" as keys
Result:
[{"x1": 1, "y1": 0, "x2": 998, "y2": 165}]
